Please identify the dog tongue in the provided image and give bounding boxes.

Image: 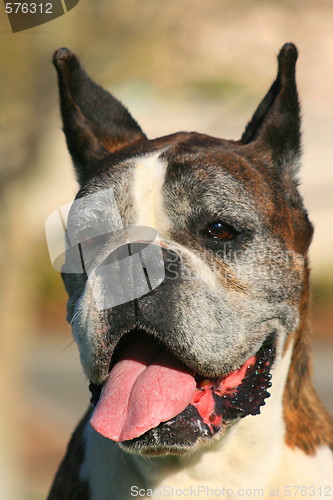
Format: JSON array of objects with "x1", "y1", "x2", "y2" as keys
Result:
[{"x1": 90, "y1": 335, "x2": 196, "y2": 441}]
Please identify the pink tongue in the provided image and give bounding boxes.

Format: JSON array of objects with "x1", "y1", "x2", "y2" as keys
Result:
[{"x1": 90, "y1": 335, "x2": 196, "y2": 441}]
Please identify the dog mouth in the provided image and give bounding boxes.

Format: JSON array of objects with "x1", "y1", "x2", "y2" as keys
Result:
[{"x1": 88, "y1": 329, "x2": 275, "y2": 450}]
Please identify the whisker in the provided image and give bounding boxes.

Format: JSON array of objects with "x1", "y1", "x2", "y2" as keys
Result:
[
  {"x1": 57, "y1": 339, "x2": 76, "y2": 354},
  {"x1": 70, "y1": 309, "x2": 81, "y2": 326}
]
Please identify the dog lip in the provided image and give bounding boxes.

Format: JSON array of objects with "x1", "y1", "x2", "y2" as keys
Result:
[{"x1": 261, "y1": 331, "x2": 275, "y2": 349}]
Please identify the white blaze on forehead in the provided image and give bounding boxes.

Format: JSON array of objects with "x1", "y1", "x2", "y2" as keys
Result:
[
  {"x1": 132, "y1": 152, "x2": 220, "y2": 289},
  {"x1": 132, "y1": 153, "x2": 168, "y2": 231}
]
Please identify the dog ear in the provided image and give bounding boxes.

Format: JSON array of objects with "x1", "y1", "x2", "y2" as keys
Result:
[
  {"x1": 53, "y1": 48, "x2": 147, "y2": 185},
  {"x1": 240, "y1": 43, "x2": 301, "y2": 179}
]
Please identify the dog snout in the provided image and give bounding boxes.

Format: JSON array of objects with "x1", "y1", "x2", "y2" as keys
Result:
[{"x1": 101, "y1": 242, "x2": 181, "y2": 281}]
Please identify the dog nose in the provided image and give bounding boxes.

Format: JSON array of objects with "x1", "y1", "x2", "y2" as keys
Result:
[
  {"x1": 89, "y1": 240, "x2": 166, "y2": 310},
  {"x1": 102, "y1": 242, "x2": 181, "y2": 280},
  {"x1": 104, "y1": 242, "x2": 180, "y2": 266},
  {"x1": 88, "y1": 238, "x2": 183, "y2": 310}
]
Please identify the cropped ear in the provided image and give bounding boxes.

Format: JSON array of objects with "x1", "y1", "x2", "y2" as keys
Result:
[
  {"x1": 53, "y1": 48, "x2": 147, "y2": 185},
  {"x1": 240, "y1": 43, "x2": 301, "y2": 179}
]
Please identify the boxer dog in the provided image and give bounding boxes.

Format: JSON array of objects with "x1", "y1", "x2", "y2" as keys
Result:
[{"x1": 47, "y1": 44, "x2": 333, "y2": 499}]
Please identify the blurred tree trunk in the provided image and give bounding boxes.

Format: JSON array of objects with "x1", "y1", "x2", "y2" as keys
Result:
[
  {"x1": 0, "y1": 181, "x2": 34, "y2": 500},
  {"x1": 0, "y1": 40, "x2": 55, "y2": 498}
]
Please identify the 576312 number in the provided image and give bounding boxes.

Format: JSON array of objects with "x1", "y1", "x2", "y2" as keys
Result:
[{"x1": 5, "y1": 3, "x2": 53, "y2": 14}]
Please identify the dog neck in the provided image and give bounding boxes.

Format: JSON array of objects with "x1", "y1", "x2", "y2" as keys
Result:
[{"x1": 283, "y1": 266, "x2": 333, "y2": 455}]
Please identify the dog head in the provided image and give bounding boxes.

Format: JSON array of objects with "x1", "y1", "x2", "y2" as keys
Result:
[{"x1": 52, "y1": 44, "x2": 313, "y2": 454}]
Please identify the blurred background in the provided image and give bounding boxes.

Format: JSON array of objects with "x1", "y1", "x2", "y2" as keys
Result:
[{"x1": 0, "y1": 1, "x2": 332, "y2": 499}]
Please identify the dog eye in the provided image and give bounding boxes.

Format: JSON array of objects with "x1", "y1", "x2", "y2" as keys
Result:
[{"x1": 206, "y1": 221, "x2": 236, "y2": 241}]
